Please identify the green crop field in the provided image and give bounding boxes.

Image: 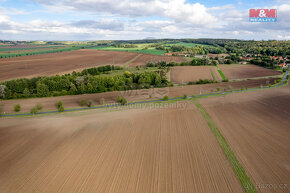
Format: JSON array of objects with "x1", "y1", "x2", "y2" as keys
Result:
[{"x1": 90, "y1": 46, "x2": 166, "y2": 55}]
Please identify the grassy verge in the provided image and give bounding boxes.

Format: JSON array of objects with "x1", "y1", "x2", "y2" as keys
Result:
[
  {"x1": 123, "y1": 54, "x2": 141, "y2": 68},
  {"x1": 210, "y1": 70, "x2": 216, "y2": 81},
  {"x1": 193, "y1": 100, "x2": 257, "y2": 193},
  {"x1": 216, "y1": 65, "x2": 227, "y2": 80}
]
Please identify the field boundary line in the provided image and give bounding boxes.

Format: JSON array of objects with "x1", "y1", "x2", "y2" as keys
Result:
[
  {"x1": 210, "y1": 70, "x2": 216, "y2": 81},
  {"x1": 123, "y1": 54, "x2": 142, "y2": 68},
  {"x1": 216, "y1": 65, "x2": 227, "y2": 80},
  {"x1": 193, "y1": 100, "x2": 258, "y2": 193}
]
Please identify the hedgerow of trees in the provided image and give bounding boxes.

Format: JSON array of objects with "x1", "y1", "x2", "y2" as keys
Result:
[{"x1": 0, "y1": 66, "x2": 168, "y2": 100}]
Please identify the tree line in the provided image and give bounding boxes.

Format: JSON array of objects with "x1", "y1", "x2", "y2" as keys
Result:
[
  {"x1": 146, "y1": 58, "x2": 217, "y2": 67},
  {"x1": 0, "y1": 67, "x2": 168, "y2": 100}
]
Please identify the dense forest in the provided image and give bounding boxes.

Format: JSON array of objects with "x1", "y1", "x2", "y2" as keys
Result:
[{"x1": 112, "y1": 39, "x2": 290, "y2": 56}]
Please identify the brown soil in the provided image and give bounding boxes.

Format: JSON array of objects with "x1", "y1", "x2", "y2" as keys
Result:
[
  {"x1": 0, "y1": 50, "x2": 139, "y2": 81},
  {"x1": 219, "y1": 65, "x2": 281, "y2": 80},
  {"x1": 128, "y1": 54, "x2": 187, "y2": 67},
  {"x1": 199, "y1": 84, "x2": 290, "y2": 193},
  {"x1": 0, "y1": 102, "x2": 243, "y2": 192},
  {"x1": 170, "y1": 66, "x2": 222, "y2": 83},
  {"x1": 0, "y1": 78, "x2": 278, "y2": 114}
]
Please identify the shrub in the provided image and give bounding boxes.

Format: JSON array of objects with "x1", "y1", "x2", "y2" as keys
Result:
[
  {"x1": 99, "y1": 98, "x2": 105, "y2": 105},
  {"x1": 30, "y1": 107, "x2": 37, "y2": 114},
  {"x1": 120, "y1": 98, "x2": 127, "y2": 105},
  {"x1": 59, "y1": 105, "x2": 64, "y2": 112},
  {"x1": 57, "y1": 101, "x2": 63, "y2": 108},
  {"x1": 81, "y1": 99, "x2": 86, "y2": 106},
  {"x1": 117, "y1": 95, "x2": 122, "y2": 103},
  {"x1": 227, "y1": 85, "x2": 232, "y2": 92},
  {"x1": 61, "y1": 90, "x2": 68, "y2": 95},
  {"x1": 124, "y1": 71, "x2": 131, "y2": 77},
  {"x1": 14, "y1": 104, "x2": 21, "y2": 112},
  {"x1": 163, "y1": 95, "x2": 169, "y2": 101},
  {"x1": 217, "y1": 87, "x2": 221, "y2": 91},
  {"x1": 87, "y1": 100, "x2": 93, "y2": 107},
  {"x1": 183, "y1": 94, "x2": 187, "y2": 99},
  {"x1": 36, "y1": 103, "x2": 43, "y2": 111}
]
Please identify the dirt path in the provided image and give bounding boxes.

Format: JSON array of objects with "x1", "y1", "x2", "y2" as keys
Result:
[{"x1": 0, "y1": 102, "x2": 243, "y2": 193}]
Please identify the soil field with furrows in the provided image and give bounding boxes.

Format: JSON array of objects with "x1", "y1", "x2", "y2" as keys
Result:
[
  {"x1": 0, "y1": 48, "x2": 59, "y2": 54},
  {"x1": 219, "y1": 64, "x2": 282, "y2": 79},
  {"x1": 0, "y1": 50, "x2": 139, "y2": 81},
  {"x1": 0, "y1": 102, "x2": 243, "y2": 193},
  {"x1": 0, "y1": 78, "x2": 279, "y2": 114},
  {"x1": 128, "y1": 54, "x2": 187, "y2": 67},
  {"x1": 199, "y1": 84, "x2": 290, "y2": 193},
  {"x1": 170, "y1": 66, "x2": 222, "y2": 83}
]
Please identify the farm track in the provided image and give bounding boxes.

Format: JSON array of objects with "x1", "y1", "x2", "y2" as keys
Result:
[{"x1": 0, "y1": 102, "x2": 244, "y2": 193}]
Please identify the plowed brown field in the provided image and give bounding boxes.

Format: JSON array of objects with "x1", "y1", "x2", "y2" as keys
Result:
[
  {"x1": 219, "y1": 64, "x2": 281, "y2": 80},
  {"x1": 0, "y1": 102, "x2": 243, "y2": 193},
  {"x1": 0, "y1": 78, "x2": 279, "y2": 114},
  {"x1": 0, "y1": 50, "x2": 188, "y2": 81},
  {"x1": 170, "y1": 66, "x2": 222, "y2": 83},
  {"x1": 128, "y1": 54, "x2": 187, "y2": 67},
  {"x1": 200, "y1": 84, "x2": 290, "y2": 193},
  {"x1": 0, "y1": 50, "x2": 139, "y2": 81}
]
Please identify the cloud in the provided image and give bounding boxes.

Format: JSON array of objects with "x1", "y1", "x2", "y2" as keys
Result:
[
  {"x1": 72, "y1": 19, "x2": 124, "y2": 31},
  {"x1": 1, "y1": 1, "x2": 289, "y2": 40},
  {"x1": 32, "y1": 0, "x2": 217, "y2": 26}
]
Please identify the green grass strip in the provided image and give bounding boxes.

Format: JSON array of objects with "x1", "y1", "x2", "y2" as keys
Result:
[
  {"x1": 193, "y1": 100, "x2": 258, "y2": 193},
  {"x1": 210, "y1": 70, "x2": 216, "y2": 81},
  {"x1": 216, "y1": 65, "x2": 227, "y2": 80},
  {"x1": 123, "y1": 54, "x2": 141, "y2": 68}
]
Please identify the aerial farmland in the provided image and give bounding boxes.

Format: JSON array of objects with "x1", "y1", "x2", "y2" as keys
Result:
[{"x1": 0, "y1": 1, "x2": 290, "y2": 192}]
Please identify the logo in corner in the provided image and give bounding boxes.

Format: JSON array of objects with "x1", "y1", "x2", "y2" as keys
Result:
[{"x1": 249, "y1": 9, "x2": 277, "y2": 22}]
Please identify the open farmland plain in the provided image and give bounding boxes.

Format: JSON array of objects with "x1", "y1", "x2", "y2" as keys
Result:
[
  {"x1": 170, "y1": 66, "x2": 222, "y2": 83},
  {"x1": 199, "y1": 84, "x2": 290, "y2": 193},
  {"x1": 0, "y1": 102, "x2": 243, "y2": 193},
  {"x1": 219, "y1": 64, "x2": 281, "y2": 80}
]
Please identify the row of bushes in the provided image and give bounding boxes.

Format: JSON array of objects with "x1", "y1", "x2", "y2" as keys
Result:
[
  {"x1": 146, "y1": 58, "x2": 216, "y2": 67},
  {"x1": 9, "y1": 95, "x2": 126, "y2": 114},
  {"x1": 0, "y1": 70, "x2": 168, "y2": 100},
  {"x1": 187, "y1": 79, "x2": 218, "y2": 85}
]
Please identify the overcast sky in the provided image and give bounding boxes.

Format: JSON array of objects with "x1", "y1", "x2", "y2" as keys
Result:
[{"x1": 0, "y1": 0, "x2": 289, "y2": 40}]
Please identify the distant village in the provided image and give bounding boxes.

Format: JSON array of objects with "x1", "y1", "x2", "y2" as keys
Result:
[{"x1": 164, "y1": 52, "x2": 290, "y2": 69}]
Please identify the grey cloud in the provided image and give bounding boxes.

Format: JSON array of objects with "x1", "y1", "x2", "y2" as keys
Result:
[{"x1": 71, "y1": 20, "x2": 124, "y2": 31}]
